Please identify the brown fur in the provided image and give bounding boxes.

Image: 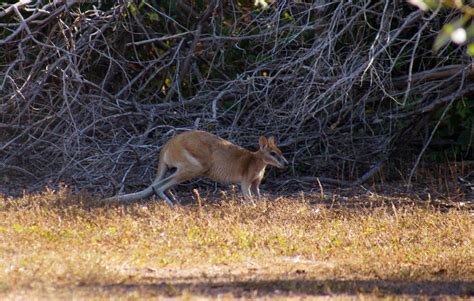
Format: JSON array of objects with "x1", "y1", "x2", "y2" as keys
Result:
[{"x1": 104, "y1": 130, "x2": 287, "y2": 205}]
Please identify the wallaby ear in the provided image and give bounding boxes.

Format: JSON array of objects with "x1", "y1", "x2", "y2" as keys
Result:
[
  {"x1": 259, "y1": 136, "x2": 268, "y2": 150},
  {"x1": 268, "y1": 136, "x2": 275, "y2": 145}
]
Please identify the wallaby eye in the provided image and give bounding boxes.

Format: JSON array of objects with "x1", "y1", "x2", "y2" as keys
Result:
[{"x1": 270, "y1": 151, "x2": 277, "y2": 156}]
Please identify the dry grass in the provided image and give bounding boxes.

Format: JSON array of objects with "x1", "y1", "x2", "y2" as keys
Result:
[{"x1": 0, "y1": 188, "x2": 472, "y2": 300}]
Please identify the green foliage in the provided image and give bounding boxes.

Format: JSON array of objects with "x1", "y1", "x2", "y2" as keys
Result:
[
  {"x1": 146, "y1": 12, "x2": 160, "y2": 22},
  {"x1": 127, "y1": 2, "x2": 138, "y2": 15},
  {"x1": 409, "y1": 0, "x2": 474, "y2": 55},
  {"x1": 428, "y1": 97, "x2": 474, "y2": 161},
  {"x1": 468, "y1": 43, "x2": 474, "y2": 55}
]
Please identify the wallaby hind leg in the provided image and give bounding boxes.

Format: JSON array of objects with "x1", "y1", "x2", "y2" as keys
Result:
[
  {"x1": 152, "y1": 167, "x2": 202, "y2": 205},
  {"x1": 152, "y1": 186, "x2": 175, "y2": 206},
  {"x1": 151, "y1": 165, "x2": 178, "y2": 205}
]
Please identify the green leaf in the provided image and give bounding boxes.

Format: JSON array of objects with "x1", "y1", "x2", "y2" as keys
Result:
[
  {"x1": 466, "y1": 23, "x2": 474, "y2": 38},
  {"x1": 434, "y1": 17, "x2": 469, "y2": 52},
  {"x1": 467, "y1": 43, "x2": 474, "y2": 56},
  {"x1": 433, "y1": 31, "x2": 451, "y2": 52},
  {"x1": 128, "y1": 2, "x2": 137, "y2": 15},
  {"x1": 147, "y1": 12, "x2": 159, "y2": 22}
]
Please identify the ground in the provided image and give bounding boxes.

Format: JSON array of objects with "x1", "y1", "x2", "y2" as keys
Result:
[{"x1": 0, "y1": 186, "x2": 472, "y2": 300}]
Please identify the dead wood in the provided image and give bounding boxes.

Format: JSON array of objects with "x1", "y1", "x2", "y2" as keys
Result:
[{"x1": 0, "y1": 1, "x2": 471, "y2": 195}]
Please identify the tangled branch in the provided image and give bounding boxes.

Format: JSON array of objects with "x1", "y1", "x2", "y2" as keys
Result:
[{"x1": 0, "y1": 0, "x2": 472, "y2": 195}]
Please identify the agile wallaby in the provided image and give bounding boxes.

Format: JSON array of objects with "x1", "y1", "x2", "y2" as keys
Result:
[{"x1": 105, "y1": 130, "x2": 287, "y2": 205}]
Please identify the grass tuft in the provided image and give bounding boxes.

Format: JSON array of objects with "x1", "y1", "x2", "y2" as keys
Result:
[{"x1": 0, "y1": 188, "x2": 472, "y2": 299}]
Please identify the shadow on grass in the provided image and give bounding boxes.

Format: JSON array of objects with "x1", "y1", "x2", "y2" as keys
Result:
[
  {"x1": 76, "y1": 189, "x2": 473, "y2": 212},
  {"x1": 2, "y1": 181, "x2": 471, "y2": 212},
  {"x1": 78, "y1": 278, "x2": 474, "y2": 298}
]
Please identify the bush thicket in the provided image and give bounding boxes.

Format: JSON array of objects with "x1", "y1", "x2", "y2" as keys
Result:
[{"x1": 0, "y1": 0, "x2": 472, "y2": 195}]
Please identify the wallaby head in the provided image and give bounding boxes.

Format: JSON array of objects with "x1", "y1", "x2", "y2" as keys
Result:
[{"x1": 258, "y1": 136, "x2": 288, "y2": 169}]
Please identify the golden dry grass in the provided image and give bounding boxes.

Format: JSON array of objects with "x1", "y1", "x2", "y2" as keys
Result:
[{"x1": 0, "y1": 188, "x2": 472, "y2": 300}]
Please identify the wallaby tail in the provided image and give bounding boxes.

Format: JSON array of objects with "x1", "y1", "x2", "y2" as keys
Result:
[
  {"x1": 103, "y1": 149, "x2": 169, "y2": 203},
  {"x1": 103, "y1": 186, "x2": 155, "y2": 202}
]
